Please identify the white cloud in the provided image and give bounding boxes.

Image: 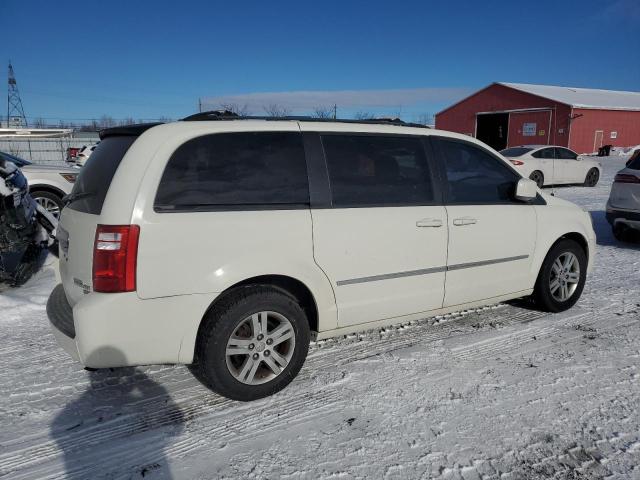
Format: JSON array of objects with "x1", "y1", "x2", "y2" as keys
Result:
[{"x1": 201, "y1": 87, "x2": 472, "y2": 112}]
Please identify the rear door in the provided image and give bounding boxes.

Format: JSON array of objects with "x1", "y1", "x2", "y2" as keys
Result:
[
  {"x1": 432, "y1": 137, "x2": 537, "y2": 307},
  {"x1": 531, "y1": 147, "x2": 556, "y2": 184},
  {"x1": 58, "y1": 136, "x2": 137, "y2": 305},
  {"x1": 555, "y1": 147, "x2": 583, "y2": 183},
  {"x1": 307, "y1": 131, "x2": 448, "y2": 328}
]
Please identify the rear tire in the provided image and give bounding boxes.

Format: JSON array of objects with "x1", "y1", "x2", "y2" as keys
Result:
[
  {"x1": 533, "y1": 239, "x2": 587, "y2": 312},
  {"x1": 192, "y1": 286, "x2": 310, "y2": 401},
  {"x1": 584, "y1": 168, "x2": 599, "y2": 187},
  {"x1": 529, "y1": 171, "x2": 544, "y2": 188}
]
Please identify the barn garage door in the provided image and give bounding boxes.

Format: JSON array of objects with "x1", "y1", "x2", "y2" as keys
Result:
[{"x1": 507, "y1": 110, "x2": 552, "y2": 147}]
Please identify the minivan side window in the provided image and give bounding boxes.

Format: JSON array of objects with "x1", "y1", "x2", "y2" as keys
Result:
[
  {"x1": 321, "y1": 134, "x2": 435, "y2": 207},
  {"x1": 436, "y1": 138, "x2": 519, "y2": 204},
  {"x1": 155, "y1": 132, "x2": 309, "y2": 211}
]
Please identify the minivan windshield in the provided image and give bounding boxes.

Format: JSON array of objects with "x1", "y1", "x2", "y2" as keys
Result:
[
  {"x1": 500, "y1": 147, "x2": 533, "y2": 157},
  {"x1": 66, "y1": 136, "x2": 136, "y2": 215}
]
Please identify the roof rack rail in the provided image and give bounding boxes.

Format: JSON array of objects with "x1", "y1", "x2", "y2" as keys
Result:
[{"x1": 181, "y1": 110, "x2": 430, "y2": 128}]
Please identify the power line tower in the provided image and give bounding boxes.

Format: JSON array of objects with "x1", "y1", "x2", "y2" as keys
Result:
[{"x1": 7, "y1": 62, "x2": 28, "y2": 128}]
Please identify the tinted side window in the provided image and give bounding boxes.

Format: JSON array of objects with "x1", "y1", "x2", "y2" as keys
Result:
[
  {"x1": 436, "y1": 138, "x2": 519, "y2": 204},
  {"x1": 556, "y1": 148, "x2": 577, "y2": 160},
  {"x1": 155, "y1": 132, "x2": 309, "y2": 210},
  {"x1": 627, "y1": 150, "x2": 640, "y2": 170},
  {"x1": 321, "y1": 135, "x2": 434, "y2": 207},
  {"x1": 68, "y1": 136, "x2": 136, "y2": 215},
  {"x1": 533, "y1": 148, "x2": 555, "y2": 159}
]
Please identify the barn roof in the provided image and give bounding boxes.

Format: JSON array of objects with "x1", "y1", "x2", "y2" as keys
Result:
[{"x1": 500, "y1": 82, "x2": 640, "y2": 111}]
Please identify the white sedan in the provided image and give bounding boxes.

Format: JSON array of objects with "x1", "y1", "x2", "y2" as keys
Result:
[{"x1": 500, "y1": 145, "x2": 602, "y2": 188}]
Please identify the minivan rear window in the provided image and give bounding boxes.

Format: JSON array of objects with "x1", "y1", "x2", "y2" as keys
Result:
[
  {"x1": 66, "y1": 136, "x2": 136, "y2": 215},
  {"x1": 155, "y1": 132, "x2": 309, "y2": 211}
]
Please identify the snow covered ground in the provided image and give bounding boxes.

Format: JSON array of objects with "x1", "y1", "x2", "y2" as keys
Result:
[{"x1": 1, "y1": 155, "x2": 639, "y2": 480}]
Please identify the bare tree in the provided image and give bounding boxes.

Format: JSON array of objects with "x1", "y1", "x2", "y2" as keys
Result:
[
  {"x1": 98, "y1": 115, "x2": 116, "y2": 128},
  {"x1": 33, "y1": 117, "x2": 47, "y2": 128},
  {"x1": 312, "y1": 106, "x2": 335, "y2": 119},
  {"x1": 354, "y1": 111, "x2": 376, "y2": 120},
  {"x1": 415, "y1": 113, "x2": 434, "y2": 126},
  {"x1": 219, "y1": 103, "x2": 251, "y2": 116},
  {"x1": 263, "y1": 104, "x2": 291, "y2": 117}
]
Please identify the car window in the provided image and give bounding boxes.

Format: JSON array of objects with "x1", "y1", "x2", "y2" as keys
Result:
[
  {"x1": 532, "y1": 148, "x2": 555, "y2": 159},
  {"x1": 556, "y1": 148, "x2": 577, "y2": 160},
  {"x1": 627, "y1": 150, "x2": 640, "y2": 170},
  {"x1": 321, "y1": 134, "x2": 435, "y2": 207},
  {"x1": 436, "y1": 138, "x2": 519, "y2": 204},
  {"x1": 500, "y1": 147, "x2": 533, "y2": 157},
  {"x1": 67, "y1": 136, "x2": 136, "y2": 215},
  {"x1": 155, "y1": 132, "x2": 309, "y2": 210}
]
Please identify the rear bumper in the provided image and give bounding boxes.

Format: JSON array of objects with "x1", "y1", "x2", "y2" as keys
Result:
[
  {"x1": 46, "y1": 284, "x2": 215, "y2": 368},
  {"x1": 606, "y1": 206, "x2": 640, "y2": 229}
]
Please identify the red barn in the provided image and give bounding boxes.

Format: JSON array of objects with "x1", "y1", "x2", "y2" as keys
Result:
[{"x1": 435, "y1": 83, "x2": 640, "y2": 154}]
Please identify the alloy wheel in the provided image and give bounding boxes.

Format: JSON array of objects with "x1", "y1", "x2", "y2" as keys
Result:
[
  {"x1": 530, "y1": 172, "x2": 543, "y2": 188},
  {"x1": 549, "y1": 252, "x2": 580, "y2": 302},
  {"x1": 225, "y1": 311, "x2": 296, "y2": 385},
  {"x1": 35, "y1": 196, "x2": 61, "y2": 219}
]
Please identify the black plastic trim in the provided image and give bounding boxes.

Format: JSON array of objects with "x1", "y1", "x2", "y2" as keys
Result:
[
  {"x1": 302, "y1": 132, "x2": 332, "y2": 208},
  {"x1": 606, "y1": 209, "x2": 640, "y2": 225},
  {"x1": 47, "y1": 284, "x2": 75, "y2": 339}
]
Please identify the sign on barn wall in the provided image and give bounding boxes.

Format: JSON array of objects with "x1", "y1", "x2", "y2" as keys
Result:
[{"x1": 523, "y1": 123, "x2": 537, "y2": 136}]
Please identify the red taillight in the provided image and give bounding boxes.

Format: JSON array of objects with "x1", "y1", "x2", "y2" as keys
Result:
[
  {"x1": 509, "y1": 159, "x2": 524, "y2": 166},
  {"x1": 92, "y1": 225, "x2": 140, "y2": 293},
  {"x1": 614, "y1": 173, "x2": 640, "y2": 184}
]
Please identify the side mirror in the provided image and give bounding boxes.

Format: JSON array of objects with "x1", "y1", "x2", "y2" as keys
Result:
[{"x1": 515, "y1": 178, "x2": 537, "y2": 201}]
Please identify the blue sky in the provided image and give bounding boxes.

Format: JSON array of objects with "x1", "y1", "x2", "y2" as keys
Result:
[{"x1": 2, "y1": 0, "x2": 639, "y2": 124}]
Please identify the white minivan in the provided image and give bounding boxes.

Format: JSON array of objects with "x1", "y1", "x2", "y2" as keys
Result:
[{"x1": 47, "y1": 114, "x2": 596, "y2": 401}]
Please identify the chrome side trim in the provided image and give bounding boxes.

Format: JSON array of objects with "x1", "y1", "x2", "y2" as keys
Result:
[
  {"x1": 446, "y1": 255, "x2": 530, "y2": 272},
  {"x1": 336, "y1": 266, "x2": 446, "y2": 286},
  {"x1": 337, "y1": 255, "x2": 529, "y2": 286}
]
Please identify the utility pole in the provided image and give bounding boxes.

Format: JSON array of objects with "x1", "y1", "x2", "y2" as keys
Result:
[
  {"x1": 198, "y1": 98, "x2": 202, "y2": 113},
  {"x1": 333, "y1": 104, "x2": 337, "y2": 119}
]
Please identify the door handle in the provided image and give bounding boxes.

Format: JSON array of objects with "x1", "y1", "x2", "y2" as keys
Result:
[
  {"x1": 453, "y1": 217, "x2": 477, "y2": 226},
  {"x1": 416, "y1": 218, "x2": 443, "y2": 228}
]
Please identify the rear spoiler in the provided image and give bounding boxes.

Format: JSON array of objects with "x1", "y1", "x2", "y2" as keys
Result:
[{"x1": 99, "y1": 123, "x2": 163, "y2": 140}]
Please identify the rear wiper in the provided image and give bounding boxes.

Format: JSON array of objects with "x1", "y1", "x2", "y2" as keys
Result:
[{"x1": 62, "y1": 191, "x2": 94, "y2": 205}]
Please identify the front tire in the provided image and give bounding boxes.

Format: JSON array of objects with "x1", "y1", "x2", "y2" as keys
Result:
[
  {"x1": 31, "y1": 190, "x2": 64, "y2": 219},
  {"x1": 193, "y1": 286, "x2": 310, "y2": 401},
  {"x1": 529, "y1": 171, "x2": 544, "y2": 188},
  {"x1": 533, "y1": 239, "x2": 587, "y2": 312},
  {"x1": 584, "y1": 168, "x2": 599, "y2": 187}
]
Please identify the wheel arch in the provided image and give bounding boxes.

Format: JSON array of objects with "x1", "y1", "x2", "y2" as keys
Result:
[
  {"x1": 28, "y1": 184, "x2": 66, "y2": 199},
  {"x1": 191, "y1": 274, "x2": 319, "y2": 363},
  {"x1": 558, "y1": 231, "x2": 589, "y2": 259}
]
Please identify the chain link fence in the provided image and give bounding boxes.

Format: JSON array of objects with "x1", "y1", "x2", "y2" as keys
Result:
[{"x1": 0, "y1": 136, "x2": 100, "y2": 166}]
